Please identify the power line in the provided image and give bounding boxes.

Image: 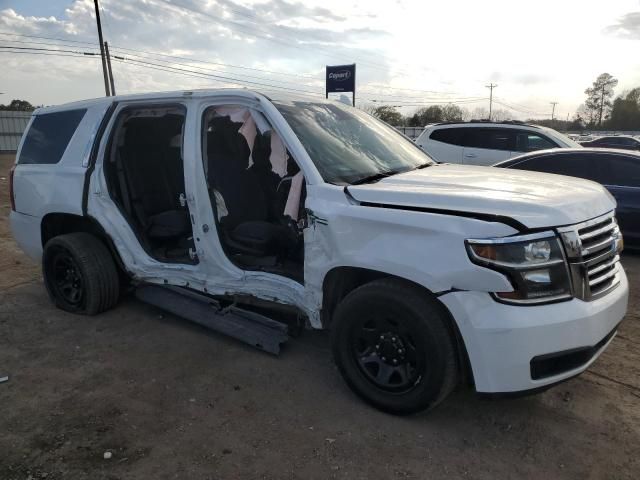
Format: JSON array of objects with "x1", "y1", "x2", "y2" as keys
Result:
[
  {"x1": 0, "y1": 50, "x2": 98, "y2": 59},
  {"x1": 0, "y1": 38, "x2": 477, "y2": 104},
  {"x1": 0, "y1": 30, "x2": 473, "y2": 102},
  {"x1": 0, "y1": 45, "x2": 320, "y2": 94},
  {"x1": 0, "y1": 45, "x2": 98, "y2": 56},
  {"x1": 106, "y1": 48, "x2": 323, "y2": 91},
  {"x1": 550, "y1": 101, "x2": 558, "y2": 120},
  {"x1": 0, "y1": 30, "x2": 316, "y2": 80}
]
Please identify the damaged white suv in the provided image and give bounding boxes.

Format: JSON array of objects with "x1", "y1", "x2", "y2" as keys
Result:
[{"x1": 10, "y1": 90, "x2": 628, "y2": 414}]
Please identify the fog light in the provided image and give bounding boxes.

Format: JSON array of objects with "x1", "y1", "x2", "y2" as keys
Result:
[{"x1": 523, "y1": 269, "x2": 551, "y2": 284}]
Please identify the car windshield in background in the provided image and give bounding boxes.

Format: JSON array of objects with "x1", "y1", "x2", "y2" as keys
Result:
[
  {"x1": 546, "y1": 129, "x2": 582, "y2": 148},
  {"x1": 275, "y1": 100, "x2": 434, "y2": 184}
]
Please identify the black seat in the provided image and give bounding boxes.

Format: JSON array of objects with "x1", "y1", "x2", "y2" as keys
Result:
[
  {"x1": 121, "y1": 116, "x2": 190, "y2": 240},
  {"x1": 206, "y1": 117, "x2": 296, "y2": 257}
]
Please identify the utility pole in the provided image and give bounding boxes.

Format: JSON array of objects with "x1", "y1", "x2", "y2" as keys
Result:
[
  {"x1": 93, "y1": 0, "x2": 111, "y2": 97},
  {"x1": 485, "y1": 83, "x2": 497, "y2": 120},
  {"x1": 104, "y1": 41, "x2": 116, "y2": 96},
  {"x1": 550, "y1": 101, "x2": 558, "y2": 121}
]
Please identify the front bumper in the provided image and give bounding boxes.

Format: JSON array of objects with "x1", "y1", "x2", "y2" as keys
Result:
[{"x1": 439, "y1": 268, "x2": 628, "y2": 393}]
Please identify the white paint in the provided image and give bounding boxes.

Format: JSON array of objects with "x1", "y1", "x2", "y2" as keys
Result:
[{"x1": 9, "y1": 89, "x2": 629, "y2": 394}]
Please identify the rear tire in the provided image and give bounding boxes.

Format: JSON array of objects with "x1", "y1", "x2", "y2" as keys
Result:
[
  {"x1": 331, "y1": 278, "x2": 458, "y2": 415},
  {"x1": 43, "y1": 233, "x2": 120, "y2": 315}
]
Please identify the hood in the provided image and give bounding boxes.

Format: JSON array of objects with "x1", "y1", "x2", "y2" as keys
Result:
[{"x1": 346, "y1": 164, "x2": 615, "y2": 230}]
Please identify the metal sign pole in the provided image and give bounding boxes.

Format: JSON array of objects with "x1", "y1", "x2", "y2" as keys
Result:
[
  {"x1": 325, "y1": 66, "x2": 329, "y2": 100},
  {"x1": 352, "y1": 64, "x2": 356, "y2": 107}
]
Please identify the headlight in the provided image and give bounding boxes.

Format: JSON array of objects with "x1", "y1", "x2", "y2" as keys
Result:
[{"x1": 466, "y1": 231, "x2": 572, "y2": 304}]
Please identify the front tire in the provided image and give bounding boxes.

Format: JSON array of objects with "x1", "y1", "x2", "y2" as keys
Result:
[
  {"x1": 331, "y1": 278, "x2": 459, "y2": 414},
  {"x1": 43, "y1": 233, "x2": 120, "y2": 315}
]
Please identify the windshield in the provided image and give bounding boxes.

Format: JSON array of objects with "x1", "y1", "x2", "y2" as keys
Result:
[
  {"x1": 275, "y1": 100, "x2": 435, "y2": 184},
  {"x1": 544, "y1": 128, "x2": 582, "y2": 148}
]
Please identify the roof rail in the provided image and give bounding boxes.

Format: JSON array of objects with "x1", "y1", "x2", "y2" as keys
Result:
[{"x1": 429, "y1": 120, "x2": 541, "y2": 129}]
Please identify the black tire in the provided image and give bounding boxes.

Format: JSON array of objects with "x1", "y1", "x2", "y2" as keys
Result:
[
  {"x1": 331, "y1": 278, "x2": 459, "y2": 415},
  {"x1": 42, "y1": 232, "x2": 120, "y2": 315}
]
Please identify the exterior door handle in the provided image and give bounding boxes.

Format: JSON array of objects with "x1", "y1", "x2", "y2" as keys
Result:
[{"x1": 464, "y1": 153, "x2": 477, "y2": 158}]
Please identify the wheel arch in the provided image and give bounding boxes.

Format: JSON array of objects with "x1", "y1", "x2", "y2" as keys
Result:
[
  {"x1": 41, "y1": 212, "x2": 128, "y2": 276},
  {"x1": 321, "y1": 266, "x2": 474, "y2": 386}
]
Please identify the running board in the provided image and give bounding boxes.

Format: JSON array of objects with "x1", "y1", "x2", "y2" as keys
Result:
[{"x1": 135, "y1": 285, "x2": 289, "y2": 355}]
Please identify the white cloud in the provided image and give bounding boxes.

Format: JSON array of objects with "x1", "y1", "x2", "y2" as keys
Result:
[{"x1": 0, "y1": 0, "x2": 639, "y2": 120}]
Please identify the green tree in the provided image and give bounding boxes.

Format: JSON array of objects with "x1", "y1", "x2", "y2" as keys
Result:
[
  {"x1": 441, "y1": 104, "x2": 464, "y2": 122},
  {"x1": 370, "y1": 105, "x2": 404, "y2": 126},
  {"x1": 0, "y1": 99, "x2": 35, "y2": 111},
  {"x1": 407, "y1": 105, "x2": 444, "y2": 126},
  {"x1": 607, "y1": 88, "x2": 640, "y2": 130},
  {"x1": 584, "y1": 73, "x2": 618, "y2": 126}
]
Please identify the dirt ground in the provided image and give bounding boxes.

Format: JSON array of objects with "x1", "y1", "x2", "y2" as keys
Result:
[{"x1": 1, "y1": 154, "x2": 639, "y2": 480}]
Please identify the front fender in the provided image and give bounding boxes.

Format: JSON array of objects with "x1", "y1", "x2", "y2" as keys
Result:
[{"x1": 304, "y1": 197, "x2": 518, "y2": 313}]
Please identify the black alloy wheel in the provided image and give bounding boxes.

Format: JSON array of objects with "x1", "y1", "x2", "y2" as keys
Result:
[
  {"x1": 331, "y1": 278, "x2": 459, "y2": 414},
  {"x1": 351, "y1": 316, "x2": 424, "y2": 393},
  {"x1": 49, "y1": 248, "x2": 85, "y2": 308},
  {"x1": 43, "y1": 233, "x2": 120, "y2": 315}
]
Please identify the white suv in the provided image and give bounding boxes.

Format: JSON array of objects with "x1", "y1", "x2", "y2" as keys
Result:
[
  {"x1": 10, "y1": 90, "x2": 627, "y2": 414},
  {"x1": 416, "y1": 121, "x2": 581, "y2": 165}
]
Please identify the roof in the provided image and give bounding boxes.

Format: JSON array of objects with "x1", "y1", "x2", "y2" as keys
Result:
[
  {"x1": 35, "y1": 88, "x2": 327, "y2": 115},
  {"x1": 0, "y1": 111, "x2": 32, "y2": 152},
  {"x1": 426, "y1": 120, "x2": 541, "y2": 129},
  {"x1": 496, "y1": 147, "x2": 640, "y2": 167}
]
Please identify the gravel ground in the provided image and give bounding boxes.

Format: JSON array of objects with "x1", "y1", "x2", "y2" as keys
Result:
[{"x1": 1, "y1": 155, "x2": 639, "y2": 479}]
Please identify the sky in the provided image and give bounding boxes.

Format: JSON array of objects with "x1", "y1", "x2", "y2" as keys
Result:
[{"x1": 0, "y1": 0, "x2": 639, "y2": 120}]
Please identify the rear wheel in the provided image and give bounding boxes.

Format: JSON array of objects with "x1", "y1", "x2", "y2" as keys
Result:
[
  {"x1": 43, "y1": 233, "x2": 120, "y2": 315},
  {"x1": 331, "y1": 278, "x2": 458, "y2": 414}
]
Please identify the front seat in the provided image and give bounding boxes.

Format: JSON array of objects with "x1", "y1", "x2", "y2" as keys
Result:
[{"x1": 206, "y1": 116, "x2": 296, "y2": 257}]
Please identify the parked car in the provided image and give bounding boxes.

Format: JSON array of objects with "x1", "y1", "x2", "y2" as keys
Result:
[
  {"x1": 415, "y1": 121, "x2": 581, "y2": 165},
  {"x1": 10, "y1": 90, "x2": 628, "y2": 414},
  {"x1": 580, "y1": 135, "x2": 640, "y2": 151},
  {"x1": 495, "y1": 148, "x2": 640, "y2": 247}
]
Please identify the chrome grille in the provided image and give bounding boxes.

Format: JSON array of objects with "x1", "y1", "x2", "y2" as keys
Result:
[{"x1": 557, "y1": 212, "x2": 622, "y2": 301}]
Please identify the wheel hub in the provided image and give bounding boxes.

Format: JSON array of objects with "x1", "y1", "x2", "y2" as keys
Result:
[{"x1": 375, "y1": 332, "x2": 407, "y2": 365}]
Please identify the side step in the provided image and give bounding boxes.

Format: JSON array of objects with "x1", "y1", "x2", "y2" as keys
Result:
[{"x1": 135, "y1": 285, "x2": 289, "y2": 355}]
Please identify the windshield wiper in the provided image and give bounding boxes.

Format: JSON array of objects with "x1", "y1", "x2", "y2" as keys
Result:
[
  {"x1": 350, "y1": 171, "x2": 395, "y2": 185},
  {"x1": 414, "y1": 162, "x2": 433, "y2": 170}
]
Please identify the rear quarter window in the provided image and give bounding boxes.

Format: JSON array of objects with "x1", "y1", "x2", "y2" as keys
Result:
[
  {"x1": 18, "y1": 109, "x2": 87, "y2": 165},
  {"x1": 429, "y1": 128, "x2": 464, "y2": 146}
]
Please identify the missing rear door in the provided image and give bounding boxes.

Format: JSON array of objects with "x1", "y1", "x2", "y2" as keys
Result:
[{"x1": 104, "y1": 104, "x2": 197, "y2": 264}]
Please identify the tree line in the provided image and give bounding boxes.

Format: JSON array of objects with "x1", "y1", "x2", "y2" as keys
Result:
[
  {"x1": 0, "y1": 99, "x2": 36, "y2": 111},
  {"x1": 363, "y1": 103, "x2": 516, "y2": 127},
  {"x1": 366, "y1": 73, "x2": 640, "y2": 131}
]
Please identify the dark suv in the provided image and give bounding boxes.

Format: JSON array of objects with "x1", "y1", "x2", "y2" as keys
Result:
[{"x1": 580, "y1": 136, "x2": 640, "y2": 151}]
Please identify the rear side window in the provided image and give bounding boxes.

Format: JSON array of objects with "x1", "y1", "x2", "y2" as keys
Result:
[
  {"x1": 429, "y1": 128, "x2": 464, "y2": 146},
  {"x1": 18, "y1": 109, "x2": 87, "y2": 165},
  {"x1": 597, "y1": 155, "x2": 640, "y2": 187},
  {"x1": 512, "y1": 153, "x2": 598, "y2": 181},
  {"x1": 617, "y1": 137, "x2": 639, "y2": 147},
  {"x1": 463, "y1": 128, "x2": 515, "y2": 151},
  {"x1": 515, "y1": 133, "x2": 557, "y2": 152}
]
